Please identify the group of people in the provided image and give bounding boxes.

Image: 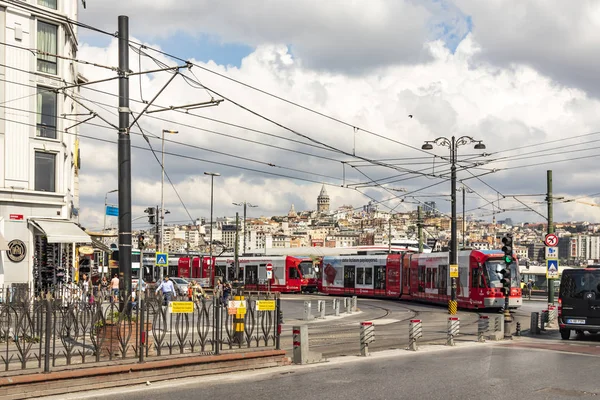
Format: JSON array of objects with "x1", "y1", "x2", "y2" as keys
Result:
[{"x1": 521, "y1": 279, "x2": 534, "y2": 300}]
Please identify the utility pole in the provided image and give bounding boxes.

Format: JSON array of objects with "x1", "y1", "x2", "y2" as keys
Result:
[
  {"x1": 547, "y1": 170, "x2": 555, "y2": 304},
  {"x1": 117, "y1": 16, "x2": 132, "y2": 298},
  {"x1": 155, "y1": 204, "x2": 160, "y2": 280},
  {"x1": 388, "y1": 216, "x2": 392, "y2": 253},
  {"x1": 234, "y1": 212, "x2": 240, "y2": 280},
  {"x1": 418, "y1": 206, "x2": 423, "y2": 253}
]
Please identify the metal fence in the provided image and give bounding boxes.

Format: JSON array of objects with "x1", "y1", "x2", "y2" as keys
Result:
[{"x1": 0, "y1": 287, "x2": 281, "y2": 373}]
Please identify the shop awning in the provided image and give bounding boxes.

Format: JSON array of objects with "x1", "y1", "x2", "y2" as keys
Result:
[
  {"x1": 91, "y1": 236, "x2": 113, "y2": 253},
  {"x1": 0, "y1": 233, "x2": 8, "y2": 251},
  {"x1": 30, "y1": 219, "x2": 92, "y2": 244}
]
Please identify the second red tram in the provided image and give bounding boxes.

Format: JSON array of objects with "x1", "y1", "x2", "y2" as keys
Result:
[{"x1": 318, "y1": 250, "x2": 522, "y2": 309}]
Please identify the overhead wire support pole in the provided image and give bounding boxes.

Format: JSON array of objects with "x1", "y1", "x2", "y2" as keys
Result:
[
  {"x1": 117, "y1": 15, "x2": 133, "y2": 302},
  {"x1": 547, "y1": 170, "x2": 555, "y2": 304}
]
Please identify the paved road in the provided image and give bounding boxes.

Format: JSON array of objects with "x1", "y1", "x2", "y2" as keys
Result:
[{"x1": 54, "y1": 339, "x2": 600, "y2": 400}]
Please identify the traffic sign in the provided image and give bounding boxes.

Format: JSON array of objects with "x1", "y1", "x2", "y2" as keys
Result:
[
  {"x1": 545, "y1": 246, "x2": 558, "y2": 259},
  {"x1": 266, "y1": 263, "x2": 273, "y2": 271},
  {"x1": 155, "y1": 252, "x2": 168, "y2": 266},
  {"x1": 544, "y1": 233, "x2": 559, "y2": 247},
  {"x1": 546, "y1": 259, "x2": 559, "y2": 279},
  {"x1": 449, "y1": 264, "x2": 459, "y2": 278},
  {"x1": 105, "y1": 205, "x2": 119, "y2": 216},
  {"x1": 267, "y1": 270, "x2": 273, "y2": 279}
]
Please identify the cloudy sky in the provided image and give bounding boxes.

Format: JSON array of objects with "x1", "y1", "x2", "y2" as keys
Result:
[{"x1": 74, "y1": 0, "x2": 600, "y2": 231}]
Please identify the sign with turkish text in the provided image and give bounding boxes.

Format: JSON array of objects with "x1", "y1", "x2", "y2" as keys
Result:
[
  {"x1": 228, "y1": 299, "x2": 247, "y2": 315},
  {"x1": 169, "y1": 301, "x2": 194, "y2": 314},
  {"x1": 105, "y1": 205, "x2": 119, "y2": 217},
  {"x1": 449, "y1": 264, "x2": 459, "y2": 278},
  {"x1": 9, "y1": 214, "x2": 23, "y2": 221},
  {"x1": 256, "y1": 300, "x2": 276, "y2": 311}
]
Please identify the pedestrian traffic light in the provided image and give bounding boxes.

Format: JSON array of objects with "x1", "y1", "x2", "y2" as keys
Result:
[
  {"x1": 144, "y1": 207, "x2": 156, "y2": 225},
  {"x1": 501, "y1": 233, "x2": 513, "y2": 264},
  {"x1": 138, "y1": 234, "x2": 145, "y2": 250}
]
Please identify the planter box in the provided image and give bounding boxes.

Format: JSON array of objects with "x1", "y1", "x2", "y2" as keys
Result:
[{"x1": 98, "y1": 322, "x2": 153, "y2": 357}]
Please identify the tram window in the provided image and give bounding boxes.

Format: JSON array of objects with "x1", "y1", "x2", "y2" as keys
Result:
[
  {"x1": 375, "y1": 266, "x2": 386, "y2": 290},
  {"x1": 365, "y1": 268, "x2": 373, "y2": 285},
  {"x1": 356, "y1": 267, "x2": 365, "y2": 285},
  {"x1": 471, "y1": 268, "x2": 483, "y2": 288},
  {"x1": 246, "y1": 265, "x2": 258, "y2": 284},
  {"x1": 289, "y1": 267, "x2": 300, "y2": 279},
  {"x1": 438, "y1": 265, "x2": 447, "y2": 290},
  {"x1": 418, "y1": 265, "x2": 425, "y2": 283}
]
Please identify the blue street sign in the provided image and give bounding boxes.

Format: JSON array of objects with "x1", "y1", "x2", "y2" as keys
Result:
[
  {"x1": 547, "y1": 259, "x2": 559, "y2": 279},
  {"x1": 105, "y1": 205, "x2": 119, "y2": 216},
  {"x1": 156, "y1": 252, "x2": 168, "y2": 266}
]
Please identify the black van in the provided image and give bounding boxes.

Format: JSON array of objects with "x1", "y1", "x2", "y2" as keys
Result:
[{"x1": 558, "y1": 267, "x2": 600, "y2": 340}]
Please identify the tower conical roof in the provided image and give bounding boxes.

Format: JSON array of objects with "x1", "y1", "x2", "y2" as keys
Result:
[{"x1": 319, "y1": 184, "x2": 328, "y2": 197}]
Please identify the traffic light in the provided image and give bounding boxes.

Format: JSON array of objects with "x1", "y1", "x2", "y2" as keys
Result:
[
  {"x1": 138, "y1": 234, "x2": 145, "y2": 250},
  {"x1": 501, "y1": 234, "x2": 513, "y2": 264},
  {"x1": 144, "y1": 207, "x2": 156, "y2": 225},
  {"x1": 499, "y1": 266, "x2": 511, "y2": 296}
]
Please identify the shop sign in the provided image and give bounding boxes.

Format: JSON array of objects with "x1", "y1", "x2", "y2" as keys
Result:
[
  {"x1": 78, "y1": 246, "x2": 94, "y2": 255},
  {"x1": 6, "y1": 240, "x2": 26, "y2": 263}
]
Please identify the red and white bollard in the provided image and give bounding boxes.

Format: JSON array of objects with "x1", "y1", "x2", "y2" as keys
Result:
[
  {"x1": 360, "y1": 321, "x2": 375, "y2": 356},
  {"x1": 408, "y1": 319, "x2": 422, "y2": 351},
  {"x1": 447, "y1": 317, "x2": 459, "y2": 346}
]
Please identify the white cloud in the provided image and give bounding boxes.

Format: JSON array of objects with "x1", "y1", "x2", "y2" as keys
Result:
[{"x1": 74, "y1": 3, "x2": 600, "y2": 230}]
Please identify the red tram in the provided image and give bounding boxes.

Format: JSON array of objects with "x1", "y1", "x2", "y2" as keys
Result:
[
  {"x1": 318, "y1": 250, "x2": 522, "y2": 309},
  {"x1": 170, "y1": 255, "x2": 312, "y2": 293}
]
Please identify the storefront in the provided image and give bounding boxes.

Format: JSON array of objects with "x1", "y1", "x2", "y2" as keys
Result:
[{"x1": 29, "y1": 218, "x2": 91, "y2": 292}]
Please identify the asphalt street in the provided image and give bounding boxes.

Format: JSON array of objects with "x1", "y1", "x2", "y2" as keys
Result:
[{"x1": 51, "y1": 340, "x2": 600, "y2": 400}]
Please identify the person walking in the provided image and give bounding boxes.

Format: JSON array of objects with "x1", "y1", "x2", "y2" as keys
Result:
[
  {"x1": 155, "y1": 276, "x2": 176, "y2": 306},
  {"x1": 99, "y1": 276, "x2": 109, "y2": 302},
  {"x1": 214, "y1": 279, "x2": 223, "y2": 306},
  {"x1": 526, "y1": 279, "x2": 533, "y2": 300},
  {"x1": 222, "y1": 281, "x2": 232, "y2": 307},
  {"x1": 110, "y1": 273, "x2": 120, "y2": 303},
  {"x1": 81, "y1": 274, "x2": 90, "y2": 305}
]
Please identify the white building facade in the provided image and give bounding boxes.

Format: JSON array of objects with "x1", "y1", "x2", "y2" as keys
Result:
[{"x1": 0, "y1": 0, "x2": 89, "y2": 291}]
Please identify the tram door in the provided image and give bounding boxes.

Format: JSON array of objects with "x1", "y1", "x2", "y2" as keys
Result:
[{"x1": 344, "y1": 266, "x2": 355, "y2": 293}]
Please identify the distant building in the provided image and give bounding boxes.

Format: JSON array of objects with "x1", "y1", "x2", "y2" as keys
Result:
[
  {"x1": 317, "y1": 185, "x2": 330, "y2": 213},
  {"x1": 424, "y1": 201, "x2": 437, "y2": 216}
]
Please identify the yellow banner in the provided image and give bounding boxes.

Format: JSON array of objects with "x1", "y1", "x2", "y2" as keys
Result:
[
  {"x1": 228, "y1": 307, "x2": 247, "y2": 315},
  {"x1": 256, "y1": 300, "x2": 276, "y2": 311},
  {"x1": 169, "y1": 301, "x2": 194, "y2": 314}
]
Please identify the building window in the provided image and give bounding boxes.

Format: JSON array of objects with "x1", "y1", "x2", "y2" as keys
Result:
[
  {"x1": 38, "y1": 0, "x2": 57, "y2": 9},
  {"x1": 37, "y1": 21, "x2": 57, "y2": 74},
  {"x1": 35, "y1": 152, "x2": 56, "y2": 192},
  {"x1": 37, "y1": 88, "x2": 57, "y2": 139}
]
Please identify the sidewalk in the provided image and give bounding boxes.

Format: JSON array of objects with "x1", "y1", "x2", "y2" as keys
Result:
[{"x1": 0, "y1": 350, "x2": 289, "y2": 400}]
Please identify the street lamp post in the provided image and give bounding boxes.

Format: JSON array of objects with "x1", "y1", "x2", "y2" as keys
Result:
[
  {"x1": 233, "y1": 201, "x2": 258, "y2": 255},
  {"x1": 160, "y1": 129, "x2": 178, "y2": 264},
  {"x1": 422, "y1": 136, "x2": 485, "y2": 314},
  {"x1": 204, "y1": 172, "x2": 220, "y2": 284},
  {"x1": 103, "y1": 189, "x2": 118, "y2": 231}
]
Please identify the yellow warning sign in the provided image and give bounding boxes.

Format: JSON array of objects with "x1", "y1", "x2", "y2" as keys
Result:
[
  {"x1": 449, "y1": 264, "x2": 459, "y2": 278},
  {"x1": 228, "y1": 299, "x2": 247, "y2": 315},
  {"x1": 256, "y1": 300, "x2": 276, "y2": 311},
  {"x1": 169, "y1": 301, "x2": 194, "y2": 313}
]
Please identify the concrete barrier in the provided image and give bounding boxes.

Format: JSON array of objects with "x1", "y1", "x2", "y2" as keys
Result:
[
  {"x1": 332, "y1": 298, "x2": 340, "y2": 316},
  {"x1": 478, "y1": 315, "x2": 489, "y2": 342},
  {"x1": 303, "y1": 301, "x2": 314, "y2": 321},
  {"x1": 292, "y1": 325, "x2": 322, "y2": 364}
]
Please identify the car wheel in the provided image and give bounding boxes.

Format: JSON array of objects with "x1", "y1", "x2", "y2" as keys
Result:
[{"x1": 560, "y1": 329, "x2": 571, "y2": 340}]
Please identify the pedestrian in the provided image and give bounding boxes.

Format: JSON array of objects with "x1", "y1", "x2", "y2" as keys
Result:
[
  {"x1": 155, "y1": 276, "x2": 176, "y2": 306},
  {"x1": 187, "y1": 281, "x2": 195, "y2": 302},
  {"x1": 110, "y1": 273, "x2": 120, "y2": 303},
  {"x1": 214, "y1": 279, "x2": 223, "y2": 305},
  {"x1": 81, "y1": 274, "x2": 90, "y2": 304},
  {"x1": 99, "y1": 276, "x2": 109, "y2": 301},
  {"x1": 222, "y1": 281, "x2": 232, "y2": 306},
  {"x1": 526, "y1": 279, "x2": 533, "y2": 300}
]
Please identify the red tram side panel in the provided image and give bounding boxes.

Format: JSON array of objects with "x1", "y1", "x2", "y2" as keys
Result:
[{"x1": 318, "y1": 250, "x2": 522, "y2": 310}]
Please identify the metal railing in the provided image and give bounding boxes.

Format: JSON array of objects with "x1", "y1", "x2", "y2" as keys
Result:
[{"x1": 0, "y1": 287, "x2": 280, "y2": 373}]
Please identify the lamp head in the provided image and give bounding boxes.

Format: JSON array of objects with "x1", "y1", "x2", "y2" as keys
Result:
[{"x1": 422, "y1": 143, "x2": 434, "y2": 150}]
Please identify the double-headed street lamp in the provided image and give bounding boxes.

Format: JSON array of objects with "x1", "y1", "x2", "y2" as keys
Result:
[
  {"x1": 204, "y1": 172, "x2": 220, "y2": 284},
  {"x1": 161, "y1": 129, "x2": 178, "y2": 258},
  {"x1": 233, "y1": 201, "x2": 258, "y2": 255},
  {"x1": 422, "y1": 136, "x2": 485, "y2": 314}
]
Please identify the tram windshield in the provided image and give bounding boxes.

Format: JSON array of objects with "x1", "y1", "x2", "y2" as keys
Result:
[
  {"x1": 485, "y1": 259, "x2": 520, "y2": 288},
  {"x1": 299, "y1": 261, "x2": 315, "y2": 279}
]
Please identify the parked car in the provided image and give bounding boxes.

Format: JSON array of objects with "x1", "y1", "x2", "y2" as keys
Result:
[
  {"x1": 170, "y1": 277, "x2": 190, "y2": 297},
  {"x1": 558, "y1": 266, "x2": 600, "y2": 340}
]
